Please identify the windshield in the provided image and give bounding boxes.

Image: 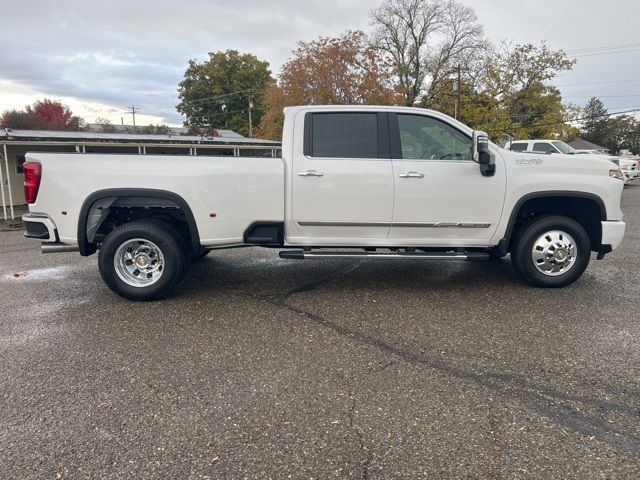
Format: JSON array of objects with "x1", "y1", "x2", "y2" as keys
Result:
[{"x1": 552, "y1": 141, "x2": 578, "y2": 155}]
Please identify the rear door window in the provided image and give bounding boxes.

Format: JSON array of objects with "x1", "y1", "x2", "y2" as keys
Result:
[
  {"x1": 308, "y1": 112, "x2": 380, "y2": 159},
  {"x1": 510, "y1": 143, "x2": 528, "y2": 152}
]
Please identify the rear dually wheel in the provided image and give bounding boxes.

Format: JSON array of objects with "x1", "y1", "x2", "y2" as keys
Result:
[{"x1": 98, "y1": 220, "x2": 189, "y2": 301}]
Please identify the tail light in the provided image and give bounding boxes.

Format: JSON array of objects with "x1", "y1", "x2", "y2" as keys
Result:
[{"x1": 23, "y1": 162, "x2": 41, "y2": 204}]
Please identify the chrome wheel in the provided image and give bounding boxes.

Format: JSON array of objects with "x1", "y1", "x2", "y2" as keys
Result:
[
  {"x1": 114, "y1": 238, "x2": 165, "y2": 287},
  {"x1": 531, "y1": 230, "x2": 577, "y2": 276}
]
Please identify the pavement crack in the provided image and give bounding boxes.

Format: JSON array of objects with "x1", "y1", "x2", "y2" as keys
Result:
[
  {"x1": 345, "y1": 382, "x2": 372, "y2": 480},
  {"x1": 276, "y1": 261, "x2": 367, "y2": 302},
  {"x1": 240, "y1": 285, "x2": 640, "y2": 454}
]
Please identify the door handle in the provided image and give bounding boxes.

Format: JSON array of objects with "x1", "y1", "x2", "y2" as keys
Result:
[
  {"x1": 298, "y1": 170, "x2": 324, "y2": 177},
  {"x1": 399, "y1": 172, "x2": 425, "y2": 178}
]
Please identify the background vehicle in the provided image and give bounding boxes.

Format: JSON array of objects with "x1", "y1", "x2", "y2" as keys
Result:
[
  {"x1": 509, "y1": 139, "x2": 578, "y2": 155},
  {"x1": 509, "y1": 140, "x2": 620, "y2": 166},
  {"x1": 618, "y1": 158, "x2": 638, "y2": 181},
  {"x1": 22, "y1": 106, "x2": 626, "y2": 300}
]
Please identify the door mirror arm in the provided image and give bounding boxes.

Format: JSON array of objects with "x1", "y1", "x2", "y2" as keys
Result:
[{"x1": 472, "y1": 130, "x2": 496, "y2": 177}]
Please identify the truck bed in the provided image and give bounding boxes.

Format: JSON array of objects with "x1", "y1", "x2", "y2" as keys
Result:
[{"x1": 26, "y1": 152, "x2": 285, "y2": 247}]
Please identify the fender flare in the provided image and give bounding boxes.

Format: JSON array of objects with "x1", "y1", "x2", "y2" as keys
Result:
[
  {"x1": 495, "y1": 191, "x2": 607, "y2": 256},
  {"x1": 77, "y1": 188, "x2": 201, "y2": 256}
]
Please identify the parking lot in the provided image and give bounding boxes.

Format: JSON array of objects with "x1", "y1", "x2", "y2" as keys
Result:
[{"x1": 0, "y1": 186, "x2": 638, "y2": 479}]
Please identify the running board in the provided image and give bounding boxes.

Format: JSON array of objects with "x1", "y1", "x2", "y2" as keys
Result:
[{"x1": 279, "y1": 250, "x2": 489, "y2": 261}]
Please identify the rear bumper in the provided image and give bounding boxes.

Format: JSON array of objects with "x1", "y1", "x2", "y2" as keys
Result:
[
  {"x1": 22, "y1": 213, "x2": 58, "y2": 242},
  {"x1": 601, "y1": 220, "x2": 626, "y2": 252}
]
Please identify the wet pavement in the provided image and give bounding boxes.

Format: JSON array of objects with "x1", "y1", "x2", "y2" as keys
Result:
[{"x1": 1, "y1": 185, "x2": 639, "y2": 479}]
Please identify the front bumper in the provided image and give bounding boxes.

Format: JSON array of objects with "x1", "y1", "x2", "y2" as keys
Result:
[
  {"x1": 22, "y1": 213, "x2": 58, "y2": 242},
  {"x1": 601, "y1": 220, "x2": 626, "y2": 252}
]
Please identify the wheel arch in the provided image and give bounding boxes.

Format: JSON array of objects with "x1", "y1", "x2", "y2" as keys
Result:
[
  {"x1": 77, "y1": 188, "x2": 201, "y2": 256},
  {"x1": 496, "y1": 191, "x2": 606, "y2": 256}
]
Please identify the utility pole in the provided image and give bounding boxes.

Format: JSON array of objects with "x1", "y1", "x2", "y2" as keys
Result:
[
  {"x1": 247, "y1": 96, "x2": 254, "y2": 137},
  {"x1": 128, "y1": 106, "x2": 139, "y2": 127},
  {"x1": 453, "y1": 64, "x2": 461, "y2": 121}
]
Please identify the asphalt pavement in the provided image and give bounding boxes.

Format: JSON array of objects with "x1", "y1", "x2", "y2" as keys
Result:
[{"x1": 1, "y1": 186, "x2": 639, "y2": 479}]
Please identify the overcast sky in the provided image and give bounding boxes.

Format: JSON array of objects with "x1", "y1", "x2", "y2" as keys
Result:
[{"x1": 0, "y1": 0, "x2": 638, "y2": 126}]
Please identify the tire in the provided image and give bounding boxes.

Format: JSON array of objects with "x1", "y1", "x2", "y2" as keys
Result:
[
  {"x1": 511, "y1": 215, "x2": 591, "y2": 288},
  {"x1": 98, "y1": 220, "x2": 190, "y2": 301}
]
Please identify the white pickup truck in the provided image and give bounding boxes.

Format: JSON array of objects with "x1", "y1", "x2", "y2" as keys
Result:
[{"x1": 22, "y1": 106, "x2": 626, "y2": 300}]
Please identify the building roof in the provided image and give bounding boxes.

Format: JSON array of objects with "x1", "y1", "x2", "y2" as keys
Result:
[
  {"x1": 568, "y1": 138, "x2": 607, "y2": 151},
  {"x1": 85, "y1": 124, "x2": 246, "y2": 139},
  {"x1": 0, "y1": 128, "x2": 280, "y2": 146}
]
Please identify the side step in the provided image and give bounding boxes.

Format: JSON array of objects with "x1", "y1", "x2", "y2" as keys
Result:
[{"x1": 279, "y1": 250, "x2": 489, "y2": 261}]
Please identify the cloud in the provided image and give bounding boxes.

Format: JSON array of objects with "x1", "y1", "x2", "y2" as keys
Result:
[{"x1": 1, "y1": 0, "x2": 639, "y2": 125}]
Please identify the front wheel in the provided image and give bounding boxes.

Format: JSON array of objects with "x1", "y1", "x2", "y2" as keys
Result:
[
  {"x1": 98, "y1": 220, "x2": 189, "y2": 301},
  {"x1": 511, "y1": 215, "x2": 591, "y2": 288}
]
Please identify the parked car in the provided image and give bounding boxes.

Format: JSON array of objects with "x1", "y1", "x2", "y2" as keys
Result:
[
  {"x1": 509, "y1": 140, "x2": 620, "y2": 166},
  {"x1": 23, "y1": 106, "x2": 626, "y2": 300},
  {"x1": 618, "y1": 158, "x2": 638, "y2": 181}
]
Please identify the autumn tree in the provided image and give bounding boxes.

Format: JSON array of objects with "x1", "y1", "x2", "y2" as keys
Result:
[
  {"x1": 256, "y1": 30, "x2": 403, "y2": 140},
  {"x1": 176, "y1": 50, "x2": 272, "y2": 136},
  {"x1": 0, "y1": 99, "x2": 84, "y2": 130},
  {"x1": 425, "y1": 42, "x2": 577, "y2": 140},
  {"x1": 370, "y1": 0, "x2": 485, "y2": 107}
]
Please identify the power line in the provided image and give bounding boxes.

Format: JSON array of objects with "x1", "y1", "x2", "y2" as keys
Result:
[
  {"x1": 563, "y1": 94, "x2": 640, "y2": 99},
  {"x1": 184, "y1": 89, "x2": 257, "y2": 105},
  {"x1": 565, "y1": 42, "x2": 640, "y2": 54},
  {"x1": 486, "y1": 108, "x2": 640, "y2": 135},
  {"x1": 470, "y1": 104, "x2": 640, "y2": 125},
  {"x1": 554, "y1": 78, "x2": 640, "y2": 87},
  {"x1": 570, "y1": 48, "x2": 640, "y2": 59}
]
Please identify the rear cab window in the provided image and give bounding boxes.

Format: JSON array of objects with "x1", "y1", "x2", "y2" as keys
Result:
[
  {"x1": 510, "y1": 143, "x2": 528, "y2": 152},
  {"x1": 304, "y1": 112, "x2": 388, "y2": 159}
]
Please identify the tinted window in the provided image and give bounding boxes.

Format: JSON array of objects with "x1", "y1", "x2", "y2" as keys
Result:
[
  {"x1": 510, "y1": 143, "x2": 528, "y2": 152},
  {"x1": 397, "y1": 114, "x2": 471, "y2": 160},
  {"x1": 533, "y1": 142, "x2": 556, "y2": 154},
  {"x1": 311, "y1": 113, "x2": 378, "y2": 158}
]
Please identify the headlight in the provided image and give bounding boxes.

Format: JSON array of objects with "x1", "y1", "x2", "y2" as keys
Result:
[{"x1": 609, "y1": 169, "x2": 624, "y2": 180}]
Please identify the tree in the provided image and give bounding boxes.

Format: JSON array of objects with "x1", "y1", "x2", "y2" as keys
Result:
[
  {"x1": 185, "y1": 125, "x2": 220, "y2": 137},
  {"x1": 581, "y1": 97, "x2": 609, "y2": 145},
  {"x1": 139, "y1": 124, "x2": 172, "y2": 135},
  {"x1": 585, "y1": 114, "x2": 638, "y2": 155},
  {"x1": 601, "y1": 115, "x2": 637, "y2": 154},
  {"x1": 370, "y1": 0, "x2": 485, "y2": 106},
  {"x1": 256, "y1": 30, "x2": 403, "y2": 140},
  {"x1": 429, "y1": 42, "x2": 577, "y2": 140},
  {"x1": 0, "y1": 110, "x2": 33, "y2": 129},
  {"x1": 176, "y1": 50, "x2": 272, "y2": 136},
  {"x1": 93, "y1": 117, "x2": 118, "y2": 133},
  {"x1": 0, "y1": 99, "x2": 84, "y2": 130}
]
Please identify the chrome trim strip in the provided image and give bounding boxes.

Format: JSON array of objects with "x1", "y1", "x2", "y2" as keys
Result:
[
  {"x1": 392, "y1": 222, "x2": 492, "y2": 228},
  {"x1": 297, "y1": 221, "x2": 491, "y2": 228},
  {"x1": 298, "y1": 221, "x2": 390, "y2": 227}
]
